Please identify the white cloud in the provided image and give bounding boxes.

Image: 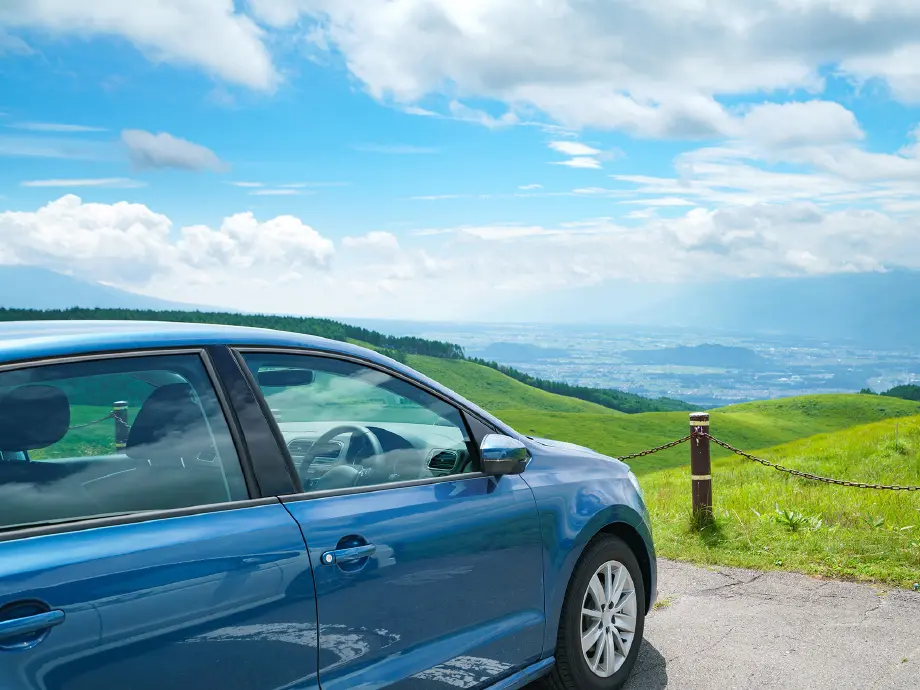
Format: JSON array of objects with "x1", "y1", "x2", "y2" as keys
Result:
[
  {"x1": 0, "y1": 0, "x2": 277, "y2": 90},
  {"x1": 739, "y1": 101, "x2": 864, "y2": 149},
  {"x1": 243, "y1": 0, "x2": 920, "y2": 136},
  {"x1": 0, "y1": 195, "x2": 334, "y2": 288},
  {"x1": 21, "y1": 178, "x2": 144, "y2": 188},
  {"x1": 5, "y1": 192, "x2": 920, "y2": 320},
  {"x1": 230, "y1": 181, "x2": 264, "y2": 188},
  {"x1": 553, "y1": 157, "x2": 602, "y2": 169},
  {"x1": 549, "y1": 141, "x2": 601, "y2": 157},
  {"x1": 519, "y1": 184, "x2": 543, "y2": 190},
  {"x1": 447, "y1": 101, "x2": 518, "y2": 128},
  {"x1": 121, "y1": 130, "x2": 225, "y2": 171},
  {"x1": 12, "y1": 122, "x2": 107, "y2": 133},
  {"x1": 842, "y1": 44, "x2": 920, "y2": 102},
  {"x1": 342, "y1": 231, "x2": 400, "y2": 252}
]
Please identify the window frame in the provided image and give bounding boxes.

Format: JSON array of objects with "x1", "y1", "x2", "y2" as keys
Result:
[
  {"x1": 0, "y1": 347, "x2": 273, "y2": 543},
  {"x1": 233, "y1": 346, "x2": 501, "y2": 503}
]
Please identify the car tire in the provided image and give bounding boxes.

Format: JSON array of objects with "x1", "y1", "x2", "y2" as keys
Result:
[{"x1": 545, "y1": 535, "x2": 646, "y2": 690}]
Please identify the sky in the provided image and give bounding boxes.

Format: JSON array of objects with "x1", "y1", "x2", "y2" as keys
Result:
[{"x1": 3, "y1": 0, "x2": 920, "y2": 321}]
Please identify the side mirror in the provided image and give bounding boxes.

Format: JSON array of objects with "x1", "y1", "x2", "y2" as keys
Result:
[{"x1": 480, "y1": 434, "x2": 531, "y2": 476}]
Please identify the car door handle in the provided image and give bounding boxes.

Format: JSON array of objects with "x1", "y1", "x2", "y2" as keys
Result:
[
  {"x1": 320, "y1": 544, "x2": 376, "y2": 566},
  {"x1": 0, "y1": 609, "x2": 65, "y2": 640}
]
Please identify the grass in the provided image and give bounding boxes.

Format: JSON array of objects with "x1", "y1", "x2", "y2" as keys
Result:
[
  {"x1": 643, "y1": 415, "x2": 920, "y2": 588},
  {"x1": 407, "y1": 354, "x2": 619, "y2": 415},
  {"x1": 494, "y1": 395, "x2": 920, "y2": 475},
  {"x1": 32, "y1": 404, "x2": 128, "y2": 459}
]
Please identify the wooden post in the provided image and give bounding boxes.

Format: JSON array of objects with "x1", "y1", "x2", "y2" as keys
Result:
[
  {"x1": 113, "y1": 401, "x2": 129, "y2": 451},
  {"x1": 690, "y1": 412, "x2": 712, "y2": 521}
]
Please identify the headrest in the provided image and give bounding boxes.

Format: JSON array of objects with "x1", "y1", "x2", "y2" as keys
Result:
[
  {"x1": 0, "y1": 385, "x2": 71, "y2": 451},
  {"x1": 126, "y1": 383, "x2": 212, "y2": 463}
]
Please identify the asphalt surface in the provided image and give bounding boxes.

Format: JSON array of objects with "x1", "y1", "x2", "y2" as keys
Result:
[{"x1": 531, "y1": 559, "x2": 920, "y2": 689}]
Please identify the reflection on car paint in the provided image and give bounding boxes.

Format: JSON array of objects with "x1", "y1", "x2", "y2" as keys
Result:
[
  {"x1": 387, "y1": 565, "x2": 475, "y2": 587},
  {"x1": 185, "y1": 622, "x2": 401, "y2": 664},
  {"x1": 413, "y1": 655, "x2": 514, "y2": 688}
]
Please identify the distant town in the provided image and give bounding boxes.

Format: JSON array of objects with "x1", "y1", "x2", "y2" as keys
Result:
[{"x1": 359, "y1": 320, "x2": 920, "y2": 407}]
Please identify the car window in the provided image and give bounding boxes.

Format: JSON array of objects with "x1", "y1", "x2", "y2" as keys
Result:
[
  {"x1": 242, "y1": 352, "x2": 477, "y2": 493},
  {"x1": 0, "y1": 353, "x2": 249, "y2": 531}
]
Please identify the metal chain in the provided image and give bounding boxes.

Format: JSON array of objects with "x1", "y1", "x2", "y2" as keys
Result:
[
  {"x1": 704, "y1": 433, "x2": 920, "y2": 491},
  {"x1": 617, "y1": 435, "x2": 692, "y2": 461},
  {"x1": 68, "y1": 412, "x2": 131, "y2": 430},
  {"x1": 68, "y1": 412, "x2": 115, "y2": 430}
]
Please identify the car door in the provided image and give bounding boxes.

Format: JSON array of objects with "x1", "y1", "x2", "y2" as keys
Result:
[
  {"x1": 0, "y1": 350, "x2": 319, "y2": 690},
  {"x1": 239, "y1": 350, "x2": 546, "y2": 690}
]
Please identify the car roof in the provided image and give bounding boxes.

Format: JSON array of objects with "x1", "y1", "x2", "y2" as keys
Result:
[
  {"x1": 0, "y1": 320, "x2": 511, "y2": 434},
  {"x1": 0, "y1": 320, "x2": 352, "y2": 364}
]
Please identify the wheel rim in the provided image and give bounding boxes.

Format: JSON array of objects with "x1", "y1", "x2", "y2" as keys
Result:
[{"x1": 580, "y1": 559, "x2": 637, "y2": 678}]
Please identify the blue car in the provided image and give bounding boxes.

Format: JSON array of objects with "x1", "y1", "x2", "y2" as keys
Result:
[{"x1": 0, "y1": 321, "x2": 655, "y2": 690}]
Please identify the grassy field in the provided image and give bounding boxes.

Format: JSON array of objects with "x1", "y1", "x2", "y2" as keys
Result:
[
  {"x1": 407, "y1": 354, "x2": 619, "y2": 415},
  {"x1": 495, "y1": 394, "x2": 920, "y2": 474},
  {"x1": 644, "y1": 415, "x2": 920, "y2": 588}
]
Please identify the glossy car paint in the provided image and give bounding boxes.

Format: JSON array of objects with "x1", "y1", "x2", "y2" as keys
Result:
[
  {"x1": 0, "y1": 321, "x2": 656, "y2": 690},
  {"x1": 519, "y1": 438, "x2": 657, "y2": 654},
  {"x1": 282, "y1": 474, "x2": 544, "y2": 690},
  {"x1": 0, "y1": 503, "x2": 319, "y2": 690}
]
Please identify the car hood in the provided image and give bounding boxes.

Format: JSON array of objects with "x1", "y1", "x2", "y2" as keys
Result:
[{"x1": 528, "y1": 436, "x2": 608, "y2": 458}]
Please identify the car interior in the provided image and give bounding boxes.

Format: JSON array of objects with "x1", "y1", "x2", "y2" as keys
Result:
[
  {"x1": 279, "y1": 420, "x2": 476, "y2": 492},
  {"x1": 0, "y1": 380, "x2": 244, "y2": 530}
]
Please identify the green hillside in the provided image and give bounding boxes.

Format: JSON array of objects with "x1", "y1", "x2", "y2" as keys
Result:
[
  {"x1": 644, "y1": 415, "x2": 920, "y2": 587},
  {"x1": 495, "y1": 394, "x2": 920, "y2": 475},
  {"x1": 407, "y1": 355, "x2": 618, "y2": 414}
]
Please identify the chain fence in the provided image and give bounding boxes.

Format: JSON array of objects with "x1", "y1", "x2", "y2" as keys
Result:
[
  {"x1": 616, "y1": 435, "x2": 691, "y2": 461},
  {"x1": 68, "y1": 411, "x2": 131, "y2": 431},
  {"x1": 618, "y1": 430, "x2": 920, "y2": 491}
]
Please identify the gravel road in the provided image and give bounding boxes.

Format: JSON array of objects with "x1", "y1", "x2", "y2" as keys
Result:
[{"x1": 530, "y1": 559, "x2": 920, "y2": 689}]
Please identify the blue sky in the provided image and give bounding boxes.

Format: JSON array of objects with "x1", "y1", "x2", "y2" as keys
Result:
[{"x1": 3, "y1": 1, "x2": 920, "y2": 320}]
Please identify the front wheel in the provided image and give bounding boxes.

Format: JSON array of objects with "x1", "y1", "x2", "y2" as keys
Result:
[{"x1": 545, "y1": 535, "x2": 646, "y2": 690}]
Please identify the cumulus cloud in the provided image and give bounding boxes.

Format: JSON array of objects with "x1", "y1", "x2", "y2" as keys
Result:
[
  {"x1": 342, "y1": 231, "x2": 400, "y2": 252},
  {"x1": 4, "y1": 192, "x2": 920, "y2": 319},
  {"x1": 242, "y1": 0, "x2": 920, "y2": 136},
  {"x1": 121, "y1": 130, "x2": 225, "y2": 171},
  {"x1": 0, "y1": 195, "x2": 334, "y2": 288},
  {"x1": 739, "y1": 101, "x2": 864, "y2": 149},
  {"x1": 0, "y1": 0, "x2": 277, "y2": 90}
]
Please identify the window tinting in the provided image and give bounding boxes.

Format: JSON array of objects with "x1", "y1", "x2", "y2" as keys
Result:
[
  {"x1": 242, "y1": 353, "x2": 476, "y2": 494},
  {"x1": 0, "y1": 354, "x2": 249, "y2": 531}
]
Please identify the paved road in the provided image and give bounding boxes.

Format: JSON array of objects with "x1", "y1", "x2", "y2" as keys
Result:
[{"x1": 531, "y1": 559, "x2": 920, "y2": 689}]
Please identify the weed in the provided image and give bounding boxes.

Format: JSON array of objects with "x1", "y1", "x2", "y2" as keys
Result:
[
  {"x1": 653, "y1": 596, "x2": 674, "y2": 610},
  {"x1": 773, "y1": 506, "x2": 821, "y2": 532}
]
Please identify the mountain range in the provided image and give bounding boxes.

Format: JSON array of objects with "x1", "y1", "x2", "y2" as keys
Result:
[{"x1": 3, "y1": 265, "x2": 920, "y2": 346}]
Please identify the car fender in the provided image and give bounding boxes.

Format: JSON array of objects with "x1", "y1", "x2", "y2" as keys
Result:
[{"x1": 520, "y1": 458, "x2": 656, "y2": 656}]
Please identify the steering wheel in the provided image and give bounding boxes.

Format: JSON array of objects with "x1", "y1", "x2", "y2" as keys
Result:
[{"x1": 301, "y1": 424, "x2": 385, "y2": 475}]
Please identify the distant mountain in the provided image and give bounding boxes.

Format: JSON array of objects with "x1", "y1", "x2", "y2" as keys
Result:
[
  {"x1": 473, "y1": 342, "x2": 569, "y2": 362},
  {"x1": 624, "y1": 344, "x2": 768, "y2": 369},
  {"x1": 497, "y1": 269, "x2": 920, "y2": 346},
  {"x1": 0, "y1": 266, "x2": 203, "y2": 310}
]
